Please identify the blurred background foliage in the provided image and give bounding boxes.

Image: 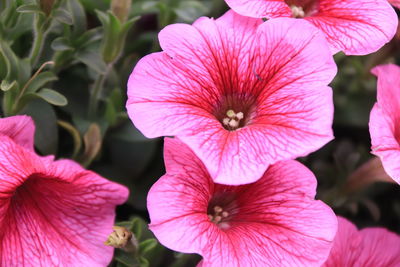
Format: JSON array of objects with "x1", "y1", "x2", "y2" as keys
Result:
[{"x1": 0, "y1": 0, "x2": 399, "y2": 266}]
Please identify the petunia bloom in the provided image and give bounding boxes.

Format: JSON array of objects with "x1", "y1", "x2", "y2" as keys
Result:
[
  {"x1": 147, "y1": 138, "x2": 337, "y2": 267},
  {"x1": 323, "y1": 217, "x2": 400, "y2": 266},
  {"x1": 369, "y1": 64, "x2": 400, "y2": 184},
  {"x1": 224, "y1": 0, "x2": 398, "y2": 55},
  {"x1": 0, "y1": 117, "x2": 129, "y2": 266},
  {"x1": 0, "y1": 115, "x2": 35, "y2": 150},
  {"x1": 127, "y1": 11, "x2": 336, "y2": 185}
]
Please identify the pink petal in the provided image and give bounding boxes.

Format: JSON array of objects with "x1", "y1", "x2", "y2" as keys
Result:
[
  {"x1": 369, "y1": 64, "x2": 400, "y2": 184},
  {"x1": 323, "y1": 217, "x2": 400, "y2": 266},
  {"x1": 322, "y1": 217, "x2": 362, "y2": 266},
  {"x1": 224, "y1": 0, "x2": 291, "y2": 18},
  {"x1": 127, "y1": 11, "x2": 335, "y2": 185},
  {"x1": 149, "y1": 138, "x2": 337, "y2": 266},
  {"x1": 0, "y1": 135, "x2": 129, "y2": 266},
  {"x1": 358, "y1": 228, "x2": 400, "y2": 266},
  {"x1": 305, "y1": 0, "x2": 398, "y2": 55},
  {"x1": 181, "y1": 18, "x2": 335, "y2": 185},
  {"x1": 0, "y1": 115, "x2": 35, "y2": 150}
]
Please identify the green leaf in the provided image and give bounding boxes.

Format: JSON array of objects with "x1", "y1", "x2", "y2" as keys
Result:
[
  {"x1": 53, "y1": 8, "x2": 73, "y2": 25},
  {"x1": 16, "y1": 4, "x2": 43, "y2": 14},
  {"x1": 21, "y1": 98, "x2": 58, "y2": 155},
  {"x1": 131, "y1": 217, "x2": 146, "y2": 240},
  {"x1": 36, "y1": 88, "x2": 68, "y2": 106},
  {"x1": 174, "y1": 1, "x2": 209, "y2": 22},
  {"x1": 0, "y1": 80, "x2": 17, "y2": 91},
  {"x1": 67, "y1": 0, "x2": 87, "y2": 36},
  {"x1": 139, "y1": 257, "x2": 149, "y2": 267},
  {"x1": 51, "y1": 37, "x2": 73, "y2": 51},
  {"x1": 26, "y1": 71, "x2": 58, "y2": 94},
  {"x1": 75, "y1": 27, "x2": 102, "y2": 48},
  {"x1": 139, "y1": 239, "x2": 158, "y2": 255},
  {"x1": 75, "y1": 49, "x2": 107, "y2": 74}
]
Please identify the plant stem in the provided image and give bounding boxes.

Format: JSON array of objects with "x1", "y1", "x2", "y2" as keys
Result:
[
  {"x1": 11, "y1": 61, "x2": 54, "y2": 114},
  {"x1": 30, "y1": 15, "x2": 48, "y2": 67},
  {"x1": 88, "y1": 64, "x2": 112, "y2": 119}
]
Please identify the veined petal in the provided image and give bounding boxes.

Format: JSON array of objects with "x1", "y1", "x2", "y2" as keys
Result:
[
  {"x1": 0, "y1": 115, "x2": 35, "y2": 150},
  {"x1": 323, "y1": 217, "x2": 400, "y2": 266},
  {"x1": 149, "y1": 138, "x2": 337, "y2": 266},
  {"x1": 225, "y1": 0, "x2": 291, "y2": 18},
  {"x1": 306, "y1": 0, "x2": 398, "y2": 55},
  {"x1": 0, "y1": 136, "x2": 129, "y2": 267},
  {"x1": 127, "y1": 11, "x2": 336, "y2": 185},
  {"x1": 369, "y1": 64, "x2": 400, "y2": 184}
]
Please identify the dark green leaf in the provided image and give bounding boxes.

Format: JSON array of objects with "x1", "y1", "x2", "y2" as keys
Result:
[
  {"x1": 76, "y1": 49, "x2": 107, "y2": 74},
  {"x1": 26, "y1": 71, "x2": 58, "y2": 94},
  {"x1": 51, "y1": 37, "x2": 73, "y2": 51},
  {"x1": 139, "y1": 239, "x2": 158, "y2": 255},
  {"x1": 20, "y1": 98, "x2": 58, "y2": 155},
  {"x1": 54, "y1": 8, "x2": 73, "y2": 25},
  {"x1": 36, "y1": 88, "x2": 68, "y2": 106},
  {"x1": 67, "y1": 0, "x2": 87, "y2": 36},
  {"x1": 16, "y1": 4, "x2": 43, "y2": 14}
]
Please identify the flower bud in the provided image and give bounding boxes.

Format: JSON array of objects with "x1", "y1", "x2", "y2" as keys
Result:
[
  {"x1": 40, "y1": 0, "x2": 55, "y2": 15},
  {"x1": 104, "y1": 226, "x2": 134, "y2": 249},
  {"x1": 111, "y1": 0, "x2": 132, "y2": 23}
]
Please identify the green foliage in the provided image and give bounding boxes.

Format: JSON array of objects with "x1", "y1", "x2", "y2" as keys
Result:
[{"x1": 0, "y1": 0, "x2": 399, "y2": 266}]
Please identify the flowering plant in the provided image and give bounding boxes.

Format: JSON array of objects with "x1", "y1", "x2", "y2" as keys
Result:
[{"x1": 0, "y1": 0, "x2": 399, "y2": 266}]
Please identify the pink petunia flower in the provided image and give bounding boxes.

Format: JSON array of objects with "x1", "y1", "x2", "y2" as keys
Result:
[
  {"x1": 127, "y1": 11, "x2": 336, "y2": 185},
  {"x1": 323, "y1": 217, "x2": 400, "y2": 266},
  {"x1": 369, "y1": 64, "x2": 400, "y2": 184},
  {"x1": 0, "y1": 117, "x2": 129, "y2": 266},
  {"x1": 224, "y1": 0, "x2": 398, "y2": 55},
  {"x1": 147, "y1": 138, "x2": 337, "y2": 267},
  {"x1": 0, "y1": 115, "x2": 35, "y2": 150}
]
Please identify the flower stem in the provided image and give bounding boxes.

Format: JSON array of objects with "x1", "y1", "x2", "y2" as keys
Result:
[{"x1": 88, "y1": 65, "x2": 112, "y2": 119}]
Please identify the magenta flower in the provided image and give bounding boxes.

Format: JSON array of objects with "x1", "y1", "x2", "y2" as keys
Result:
[
  {"x1": 323, "y1": 217, "x2": 400, "y2": 266},
  {"x1": 224, "y1": 0, "x2": 398, "y2": 55},
  {"x1": 0, "y1": 115, "x2": 35, "y2": 150},
  {"x1": 369, "y1": 64, "x2": 400, "y2": 184},
  {"x1": 147, "y1": 138, "x2": 337, "y2": 266},
  {"x1": 0, "y1": 117, "x2": 129, "y2": 266},
  {"x1": 127, "y1": 11, "x2": 336, "y2": 185}
]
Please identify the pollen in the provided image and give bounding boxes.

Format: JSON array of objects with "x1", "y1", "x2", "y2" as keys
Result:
[
  {"x1": 223, "y1": 110, "x2": 244, "y2": 130},
  {"x1": 290, "y1": 5, "x2": 305, "y2": 18},
  {"x1": 208, "y1": 205, "x2": 230, "y2": 224}
]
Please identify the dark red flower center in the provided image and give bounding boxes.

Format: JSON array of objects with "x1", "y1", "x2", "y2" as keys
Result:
[
  {"x1": 213, "y1": 94, "x2": 257, "y2": 131},
  {"x1": 207, "y1": 191, "x2": 238, "y2": 229},
  {"x1": 284, "y1": 0, "x2": 319, "y2": 17}
]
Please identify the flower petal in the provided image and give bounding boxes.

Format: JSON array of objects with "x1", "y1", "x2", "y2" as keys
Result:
[
  {"x1": 369, "y1": 64, "x2": 400, "y2": 184},
  {"x1": 0, "y1": 136, "x2": 129, "y2": 266},
  {"x1": 305, "y1": 0, "x2": 398, "y2": 55},
  {"x1": 182, "y1": 18, "x2": 335, "y2": 185},
  {"x1": 322, "y1": 217, "x2": 362, "y2": 267},
  {"x1": 358, "y1": 227, "x2": 400, "y2": 266},
  {"x1": 149, "y1": 139, "x2": 337, "y2": 266},
  {"x1": 225, "y1": 0, "x2": 291, "y2": 18},
  {"x1": 0, "y1": 115, "x2": 35, "y2": 150}
]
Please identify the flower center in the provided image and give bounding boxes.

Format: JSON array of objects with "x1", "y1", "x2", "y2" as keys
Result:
[
  {"x1": 222, "y1": 109, "x2": 244, "y2": 130},
  {"x1": 285, "y1": 0, "x2": 318, "y2": 17},
  {"x1": 208, "y1": 205, "x2": 229, "y2": 223},
  {"x1": 290, "y1": 5, "x2": 305, "y2": 18}
]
